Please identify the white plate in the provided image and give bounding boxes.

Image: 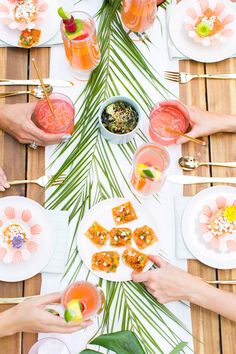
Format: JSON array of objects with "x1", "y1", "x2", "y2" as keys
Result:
[
  {"x1": 182, "y1": 186, "x2": 236, "y2": 269},
  {"x1": 168, "y1": 0, "x2": 236, "y2": 63},
  {"x1": 0, "y1": 0, "x2": 60, "y2": 48},
  {"x1": 77, "y1": 198, "x2": 160, "y2": 281},
  {"x1": 0, "y1": 196, "x2": 56, "y2": 282}
]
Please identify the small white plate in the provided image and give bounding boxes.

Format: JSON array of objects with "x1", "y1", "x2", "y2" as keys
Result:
[
  {"x1": 0, "y1": 0, "x2": 60, "y2": 48},
  {"x1": 77, "y1": 198, "x2": 160, "y2": 281},
  {"x1": 182, "y1": 186, "x2": 236, "y2": 269},
  {"x1": 0, "y1": 196, "x2": 56, "y2": 282},
  {"x1": 168, "y1": 0, "x2": 236, "y2": 63}
]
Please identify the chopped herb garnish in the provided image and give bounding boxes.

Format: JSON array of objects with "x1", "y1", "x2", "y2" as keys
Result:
[
  {"x1": 143, "y1": 169, "x2": 155, "y2": 179},
  {"x1": 102, "y1": 100, "x2": 138, "y2": 134}
]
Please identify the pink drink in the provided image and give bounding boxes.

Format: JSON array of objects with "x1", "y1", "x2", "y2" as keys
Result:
[
  {"x1": 149, "y1": 100, "x2": 190, "y2": 146},
  {"x1": 33, "y1": 93, "x2": 75, "y2": 134},
  {"x1": 62, "y1": 281, "x2": 105, "y2": 320},
  {"x1": 131, "y1": 143, "x2": 170, "y2": 197}
]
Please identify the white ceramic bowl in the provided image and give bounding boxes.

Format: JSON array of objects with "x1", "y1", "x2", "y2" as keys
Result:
[{"x1": 98, "y1": 95, "x2": 142, "y2": 144}]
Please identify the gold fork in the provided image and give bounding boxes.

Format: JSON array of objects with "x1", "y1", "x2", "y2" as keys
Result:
[
  {"x1": 8, "y1": 174, "x2": 67, "y2": 187},
  {"x1": 164, "y1": 71, "x2": 236, "y2": 84}
]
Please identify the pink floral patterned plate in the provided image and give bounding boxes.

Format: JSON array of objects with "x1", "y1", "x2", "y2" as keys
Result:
[
  {"x1": 0, "y1": 0, "x2": 48, "y2": 31},
  {"x1": 0, "y1": 0, "x2": 61, "y2": 48},
  {"x1": 0, "y1": 196, "x2": 55, "y2": 282},
  {"x1": 182, "y1": 186, "x2": 236, "y2": 269},
  {"x1": 184, "y1": 0, "x2": 235, "y2": 46}
]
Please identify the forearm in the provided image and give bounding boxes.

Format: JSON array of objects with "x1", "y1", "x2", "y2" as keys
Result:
[
  {"x1": 214, "y1": 113, "x2": 236, "y2": 133},
  {"x1": 0, "y1": 307, "x2": 19, "y2": 337},
  {"x1": 190, "y1": 282, "x2": 236, "y2": 321}
]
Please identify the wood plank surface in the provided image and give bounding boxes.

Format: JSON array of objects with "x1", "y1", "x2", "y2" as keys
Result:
[
  {"x1": 180, "y1": 60, "x2": 221, "y2": 354},
  {"x1": 0, "y1": 47, "x2": 28, "y2": 354}
]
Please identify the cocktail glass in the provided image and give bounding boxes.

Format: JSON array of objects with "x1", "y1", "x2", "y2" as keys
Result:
[
  {"x1": 62, "y1": 281, "x2": 105, "y2": 320},
  {"x1": 28, "y1": 337, "x2": 71, "y2": 354},
  {"x1": 149, "y1": 100, "x2": 190, "y2": 146},
  {"x1": 33, "y1": 93, "x2": 75, "y2": 134},
  {"x1": 130, "y1": 143, "x2": 170, "y2": 197},
  {"x1": 60, "y1": 11, "x2": 100, "y2": 80},
  {"x1": 121, "y1": 0, "x2": 157, "y2": 34}
]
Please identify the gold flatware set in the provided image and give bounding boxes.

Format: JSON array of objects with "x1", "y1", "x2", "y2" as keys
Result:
[
  {"x1": 164, "y1": 71, "x2": 236, "y2": 84},
  {"x1": 8, "y1": 174, "x2": 66, "y2": 187}
]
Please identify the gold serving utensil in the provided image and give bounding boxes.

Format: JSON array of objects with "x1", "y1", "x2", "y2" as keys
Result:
[
  {"x1": 164, "y1": 71, "x2": 236, "y2": 84},
  {"x1": 165, "y1": 128, "x2": 206, "y2": 146},
  {"x1": 8, "y1": 174, "x2": 67, "y2": 188},
  {"x1": 0, "y1": 85, "x2": 53, "y2": 99},
  {"x1": 32, "y1": 59, "x2": 54, "y2": 114},
  {"x1": 0, "y1": 296, "x2": 60, "y2": 305},
  {"x1": 0, "y1": 79, "x2": 74, "y2": 87},
  {"x1": 206, "y1": 280, "x2": 236, "y2": 285},
  {"x1": 178, "y1": 156, "x2": 236, "y2": 171}
]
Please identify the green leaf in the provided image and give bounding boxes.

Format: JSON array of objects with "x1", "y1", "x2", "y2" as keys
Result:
[
  {"x1": 90, "y1": 330, "x2": 145, "y2": 354},
  {"x1": 143, "y1": 169, "x2": 155, "y2": 178},
  {"x1": 169, "y1": 342, "x2": 188, "y2": 354}
]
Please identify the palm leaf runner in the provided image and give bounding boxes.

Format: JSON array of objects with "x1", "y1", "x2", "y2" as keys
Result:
[{"x1": 46, "y1": 0, "x2": 192, "y2": 352}]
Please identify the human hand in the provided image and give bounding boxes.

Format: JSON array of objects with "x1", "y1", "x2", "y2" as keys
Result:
[
  {"x1": 0, "y1": 103, "x2": 68, "y2": 146},
  {"x1": 132, "y1": 255, "x2": 204, "y2": 304},
  {"x1": 0, "y1": 293, "x2": 92, "y2": 337},
  {"x1": 0, "y1": 167, "x2": 10, "y2": 192}
]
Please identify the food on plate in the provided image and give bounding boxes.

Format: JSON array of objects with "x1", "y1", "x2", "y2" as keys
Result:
[
  {"x1": 3, "y1": 223, "x2": 29, "y2": 247},
  {"x1": 122, "y1": 247, "x2": 148, "y2": 272},
  {"x1": 85, "y1": 221, "x2": 109, "y2": 246},
  {"x1": 101, "y1": 100, "x2": 139, "y2": 135},
  {"x1": 92, "y1": 251, "x2": 120, "y2": 273},
  {"x1": 112, "y1": 201, "x2": 137, "y2": 225},
  {"x1": 184, "y1": 0, "x2": 235, "y2": 46},
  {"x1": 18, "y1": 28, "x2": 41, "y2": 48},
  {"x1": 110, "y1": 227, "x2": 132, "y2": 247},
  {"x1": 133, "y1": 225, "x2": 158, "y2": 249},
  {"x1": 13, "y1": 0, "x2": 38, "y2": 24},
  {"x1": 199, "y1": 196, "x2": 236, "y2": 252}
]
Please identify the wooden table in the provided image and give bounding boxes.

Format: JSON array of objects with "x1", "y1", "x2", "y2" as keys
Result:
[{"x1": 0, "y1": 37, "x2": 236, "y2": 354}]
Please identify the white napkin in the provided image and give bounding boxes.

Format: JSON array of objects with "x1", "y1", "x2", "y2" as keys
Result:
[
  {"x1": 43, "y1": 210, "x2": 69, "y2": 274},
  {"x1": 174, "y1": 196, "x2": 195, "y2": 260},
  {"x1": 166, "y1": 4, "x2": 236, "y2": 60},
  {"x1": 0, "y1": 0, "x2": 74, "y2": 48}
]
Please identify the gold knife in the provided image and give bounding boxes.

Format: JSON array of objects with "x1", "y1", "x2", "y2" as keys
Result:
[
  {"x1": 167, "y1": 175, "x2": 236, "y2": 184},
  {"x1": 0, "y1": 79, "x2": 74, "y2": 87}
]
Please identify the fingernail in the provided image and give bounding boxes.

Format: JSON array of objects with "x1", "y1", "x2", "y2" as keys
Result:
[
  {"x1": 62, "y1": 134, "x2": 71, "y2": 143},
  {"x1": 4, "y1": 182, "x2": 10, "y2": 188},
  {"x1": 0, "y1": 186, "x2": 5, "y2": 192}
]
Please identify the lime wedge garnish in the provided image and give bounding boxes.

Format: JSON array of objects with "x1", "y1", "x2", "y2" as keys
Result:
[
  {"x1": 58, "y1": 7, "x2": 71, "y2": 20},
  {"x1": 196, "y1": 23, "x2": 211, "y2": 37},
  {"x1": 143, "y1": 169, "x2": 155, "y2": 179},
  {"x1": 64, "y1": 299, "x2": 83, "y2": 323}
]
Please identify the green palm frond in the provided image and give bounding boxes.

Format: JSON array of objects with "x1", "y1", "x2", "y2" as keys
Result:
[{"x1": 47, "y1": 0, "x2": 192, "y2": 352}]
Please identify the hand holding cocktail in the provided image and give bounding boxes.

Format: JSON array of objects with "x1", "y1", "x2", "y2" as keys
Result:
[{"x1": 0, "y1": 102, "x2": 68, "y2": 146}]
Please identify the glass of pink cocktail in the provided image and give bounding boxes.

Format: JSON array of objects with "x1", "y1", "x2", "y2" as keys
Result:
[
  {"x1": 130, "y1": 143, "x2": 170, "y2": 197},
  {"x1": 62, "y1": 281, "x2": 105, "y2": 320},
  {"x1": 33, "y1": 93, "x2": 75, "y2": 134},
  {"x1": 149, "y1": 100, "x2": 190, "y2": 146}
]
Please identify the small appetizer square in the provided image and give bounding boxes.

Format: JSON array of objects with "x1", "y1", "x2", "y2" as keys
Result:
[
  {"x1": 122, "y1": 247, "x2": 148, "y2": 272},
  {"x1": 110, "y1": 228, "x2": 132, "y2": 247},
  {"x1": 112, "y1": 202, "x2": 137, "y2": 225},
  {"x1": 18, "y1": 29, "x2": 41, "y2": 48},
  {"x1": 85, "y1": 222, "x2": 109, "y2": 246},
  {"x1": 92, "y1": 251, "x2": 120, "y2": 273},
  {"x1": 133, "y1": 225, "x2": 158, "y2": 249}
]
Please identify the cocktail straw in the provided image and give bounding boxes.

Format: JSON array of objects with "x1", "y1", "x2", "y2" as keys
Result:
[
  {"x1": 165, "y1": 128, "x2": 206, "y2": 147},
  {"x1": 32, "y1": 58, "x2": 54, "y2": 114}
]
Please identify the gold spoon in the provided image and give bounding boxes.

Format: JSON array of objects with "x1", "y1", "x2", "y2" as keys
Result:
[
  {"x1": 0, "y1": 85, "x2": 53, "y2": 99},
  {"x1": 178, "y1": 156, "x2": 236, "y2": 171}
]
